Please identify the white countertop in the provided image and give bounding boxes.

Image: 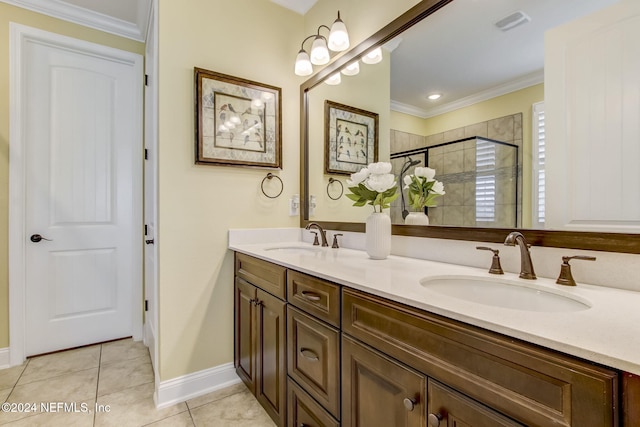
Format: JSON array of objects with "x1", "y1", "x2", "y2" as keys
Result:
[{"x1": 229, "y1": 235, "x2": 640, "y2": 375}]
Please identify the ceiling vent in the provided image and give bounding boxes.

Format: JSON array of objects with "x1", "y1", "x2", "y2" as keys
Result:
[{"x1": 495, "y1": 11, "x2": 531, "y2": 32}]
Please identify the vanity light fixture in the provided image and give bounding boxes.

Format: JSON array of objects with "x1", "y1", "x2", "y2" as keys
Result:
[
  {"x1": 361, "y1": 47, "x2": 383, "y2": 64},
  {"x1": 294, "y1": 11, "x2": 351, "y2": 76}
]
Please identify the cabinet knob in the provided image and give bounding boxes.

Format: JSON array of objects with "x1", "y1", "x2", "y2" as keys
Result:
[
  {"x1": 403, "y1": 397, "x2": 416, "y2": 411},
  {"x1": 428, "y1": 413, "x2": 443, "y2": 427}
]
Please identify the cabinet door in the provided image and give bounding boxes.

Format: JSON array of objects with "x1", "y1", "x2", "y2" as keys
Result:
[
  {"x1": 256, "y1": 289, "x2": 287, "y2": 426},
  {"x1": 288, "y1": 378, "x2": 339, "y2": 427},
  {"x1": 287, "y1": 306, "x2": 340, "y2": 418},
  {"x1": 342, "y1": 335, "x2": 426, "y2": 427},
  {"x1": 235, "y1": 278, "x2": 256, "y2": 393},
  {"x1": 428, "y1": 380, "x2": 523, "y2": 427}
]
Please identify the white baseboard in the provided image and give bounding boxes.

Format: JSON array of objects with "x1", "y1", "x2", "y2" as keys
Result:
[
  {"x1": 0, "y1": 348, "x2": 10, "y2": 369},
  {"x1": 154, "y1": 362, "x2": 241, "y2": 409}
]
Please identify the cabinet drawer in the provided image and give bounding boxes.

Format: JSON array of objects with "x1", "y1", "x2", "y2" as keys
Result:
[
  {"x1": 287, "y1": 306, "x2": 340, "y2": 419},
  {"x1": 287, "y1": 270, "x2": 340, "y2": 327},
  {"x1": 343, "y1": 289, "x2": 618, "y2": 427},
  {"x1": 288, "y1": 378, "x2": 339, "y2": 427},
  {"x1": 428, "y1": 379, "x2": 523, "y2": 427},
  {"x1": 235, "y1": 253, "x2": 287, "y2": 299}
]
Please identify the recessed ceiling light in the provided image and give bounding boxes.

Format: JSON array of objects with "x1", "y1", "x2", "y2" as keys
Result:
[{"x1": 428, "y1": 93, "x2": 442, "y2": 100}]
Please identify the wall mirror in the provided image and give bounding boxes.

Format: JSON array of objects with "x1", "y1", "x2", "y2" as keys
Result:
[{"x1": 300, "y1": 0, "x2": 639, "y2": 253}]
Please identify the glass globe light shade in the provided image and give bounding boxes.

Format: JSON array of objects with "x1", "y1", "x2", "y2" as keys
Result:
[
  {"x1": 294, "y1": 49, "x2": 313, "y2": 76},
  {"x1": 362, "y1": 47, "x2": 383, "y2": 64},
  {"x1": 310, "y1": 36, "x2": 330, "y2": 65},
  {"x1": 328, "y1": 16, "x2": 349, "y2": 52},
  {"x1": 341, "y1": 61, "x2": 360, "y2": 76},
  {"x1": 324, "y1": 72, "x2": 341, "y2": 85}
]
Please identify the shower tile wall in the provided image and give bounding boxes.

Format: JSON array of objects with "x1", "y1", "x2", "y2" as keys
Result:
[{"x1": 390, "y1": 113, "x2": 522, "y2": 227}]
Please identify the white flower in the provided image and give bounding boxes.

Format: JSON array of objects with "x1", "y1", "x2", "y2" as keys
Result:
[
  {"x1": 365, "y1": 173, "x2": 396, "y2": 193},
  {"x1": 346, "y1": 167, "x2": 370, "y2": 186},
  {"x1": 414, "y1": 166, "x2": 436, "y2": 181},
  {"x1": 367, "y1": 162, "x2": 392, "y2": 175},
  {"x1": 431, "y1": 180, "x2": 446, "y2": 195},
  {"x1": 403, "y1": 175, "x2": 412, "y2": 186}
]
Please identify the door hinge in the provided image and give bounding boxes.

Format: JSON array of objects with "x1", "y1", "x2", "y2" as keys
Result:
[
  {"x1": 145, "y1": 74, "x2": 149, "y2": 86},
  {"x1": 145, "y1": 300, "x2": 149, "y2": 312},
  {"x1": 144, "y1": 149, "x2": 149, "y2": 160},
  {"x1": 145, "y1": 224, "x2": 148, "y2": 235}
]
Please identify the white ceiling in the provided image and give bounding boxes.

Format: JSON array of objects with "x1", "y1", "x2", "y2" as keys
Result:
[
  {"x1": 270, "y1": 0, "x2": 317, "y2": 15},
  {"x1": 390, "y1": 0, "x2": 621, "y2": 118}
]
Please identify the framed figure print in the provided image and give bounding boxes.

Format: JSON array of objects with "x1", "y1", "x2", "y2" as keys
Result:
[
  {"x1": 324, "y1": 100, "x2": 378, "y2": 175},
  {"x1": 195, "y1": 67, "x2": 281, "y2": 168}
]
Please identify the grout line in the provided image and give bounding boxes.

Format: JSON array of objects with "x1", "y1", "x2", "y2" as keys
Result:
[
  {"x1": 4, "y1": 358, "x2": 30, "y2": 402},
  {"x1": 93, "y1": 343, "x2": 103, "y2": 427},
  {"x1": 187, "y1": 406, "x2": 197, "y2": 426}
]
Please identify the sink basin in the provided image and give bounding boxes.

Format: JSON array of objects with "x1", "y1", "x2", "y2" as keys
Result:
[
  {"x1": 420, "y1": 276, "x2": 590, "y2": 312},
  {"x1": 264, "y1": 245, "x2": 322, "y2": 254}
]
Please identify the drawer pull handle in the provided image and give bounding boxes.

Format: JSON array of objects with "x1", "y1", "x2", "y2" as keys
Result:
[
  {"x1": 300, "y1": 348, "x2": 319, "y2": 361},
  {"x1": 403, "y1": 397, "x2": 417, "y2": 411},
  {"x1": 301, "y1": 291, "x2": 321, "y2": 301},
  {"x1": 428, "y1": 413, "x2": 443, "y2": 427}
]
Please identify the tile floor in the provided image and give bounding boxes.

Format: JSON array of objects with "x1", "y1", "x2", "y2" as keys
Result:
[{"x1": 0, "y1": 339, "x2": 274, "y2": 426}]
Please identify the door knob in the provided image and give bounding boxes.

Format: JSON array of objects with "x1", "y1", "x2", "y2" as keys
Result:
[
  {"x1": 30, "y1": 234, "x2": 52, "y2": 243},
  {"x1": 145, "y1": 239, "x2": 155, "y2": 244},
  {"x1": 428, "y1": 413, "x2": 443, "y2": 427}
]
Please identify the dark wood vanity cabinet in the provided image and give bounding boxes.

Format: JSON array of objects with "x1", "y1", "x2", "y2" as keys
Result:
[
  {"x1": 342, "y1": 288, "x2": 619, "y2": 427},
  {"x1": 234, "y1": 254, "x2": 287, "y2": 426},
  {"x1": 233, "y1": 253, "x2": 638, "y2": 426}
]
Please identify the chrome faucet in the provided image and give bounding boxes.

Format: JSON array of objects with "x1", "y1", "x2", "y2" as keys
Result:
[
  {"x1": 504, "y1": 231, "x2": 536, "y2": 279},
  {"x1": 305, "y1": 222, "x2": 329, "y2": 247}
]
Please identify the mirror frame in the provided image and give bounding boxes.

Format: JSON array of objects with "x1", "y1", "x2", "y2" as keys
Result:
[{"x1": 300, "y1": 0, "x2": 640, "y2": 254}]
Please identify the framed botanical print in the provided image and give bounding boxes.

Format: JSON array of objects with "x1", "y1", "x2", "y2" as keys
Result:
[
  {"x1": 195, "y1": 68, "x2": 281, "y2": 168},
  {"x1": 324, "y1": 100, "x2": 378, "y2": 175}
]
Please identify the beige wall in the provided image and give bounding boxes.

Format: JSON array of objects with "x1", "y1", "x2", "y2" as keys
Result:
[
  {"x1": 156, "y1": 0, "x2": 424, "y2": 381},
  {"x1": 307, "y1": 55, "x2": 391, "y2": 223},
  {"x1": 156, "y1": 0, "x2": 303, "y2": 380},
  {"x1": 0, "y1": 3, "x2": 144, "y2": 350},
  {"x1": 304, "y1": 0, "x2": 421, "y2": 50}
]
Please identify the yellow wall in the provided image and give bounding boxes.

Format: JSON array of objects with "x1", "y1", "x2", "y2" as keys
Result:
[
  {"x1": 307, "y1": 55, "x2": 391, "y2": 222},
  {"x1": 0, "y1": 3, "x2": 144, "y2": 349},
  {"x1": 156, "y1": 0, "x2": 302, "y2": 380},
  {"x1": 304, "y1": 0, "x2": 420, "y2": 49},
  {"x1": 156, "y1": 0, "x2": 424, "y2": 381},
  {"x1": 390, "y1": 84, "x2": 545, "y2": 227}
]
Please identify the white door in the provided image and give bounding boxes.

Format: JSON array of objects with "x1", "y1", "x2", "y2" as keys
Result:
[
  {"x1": 144, "y1": 0, "x2": 159, "y2": 371},
  {"x1": 15, "y1": 25, "x2": 143, "y2": 357}
]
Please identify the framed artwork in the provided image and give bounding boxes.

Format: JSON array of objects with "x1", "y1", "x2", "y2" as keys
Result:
[
  {"x1": 195, "y1": 67, "x2": 282, "y2": 168},
  {"x1": 324, "y1": 100, "x2": 378, "y2": 175}
]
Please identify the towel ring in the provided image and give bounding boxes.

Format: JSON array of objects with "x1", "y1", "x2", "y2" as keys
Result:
[
  {"x1": 261, "y1": 173, "x2": 283, "y2": 199},
  {"x1": 327, "y1": 177, "x2": 344, "y2": 200}
]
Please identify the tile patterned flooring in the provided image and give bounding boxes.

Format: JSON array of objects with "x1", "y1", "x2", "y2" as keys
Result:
[{"x1": 0, "y1": 339, "x2": 274, "y2": 426}]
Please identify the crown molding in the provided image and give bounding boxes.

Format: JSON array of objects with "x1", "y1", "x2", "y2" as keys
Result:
[
  {"x1": 392, "y1": 69, "x2": 545, "y2": 119},
  {"x1": 1, "y1": 0, "x2": 146, "y2": 42}
]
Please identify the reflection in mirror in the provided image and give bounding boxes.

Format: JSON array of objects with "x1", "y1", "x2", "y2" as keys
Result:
[
  {"x1": 390, "y1": 134, "x2": 519, "y2": 228},
  {"x1": 305, "y1": 0, "x2": 620, "y2": 230}
]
